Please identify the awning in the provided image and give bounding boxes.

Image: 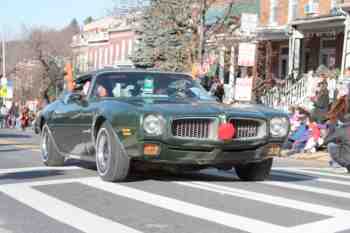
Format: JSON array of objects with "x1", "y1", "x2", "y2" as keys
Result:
[
  {"x1": 205, "y1": 1, "x2": 259, "y2": 26},
  {"x1": 256, "y1": 26, "x2": 289, "y2": 41},
  {"x1": 291, "y1": 15, "x2": 346, "y2": 31}
]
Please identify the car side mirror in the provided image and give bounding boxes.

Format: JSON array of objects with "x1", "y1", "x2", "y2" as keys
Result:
[
  {"x1": 67, "y1": 93, "x2": 88, "y2": 106},
  {"x1": 69, "y1": 93, "x2": 83, "y2": 102}
]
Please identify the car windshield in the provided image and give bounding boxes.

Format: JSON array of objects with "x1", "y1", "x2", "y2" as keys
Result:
[{"x1": 93, "y1": 72, "x2": 214, "y2": 100}]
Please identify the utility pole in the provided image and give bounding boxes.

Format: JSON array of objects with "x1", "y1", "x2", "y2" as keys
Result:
[
  {"x1": 2, "y1": 30, "x2": 5, "y2": 80},
  {"x1": 198, "y1": 0, "x2": 207, "y2": 67},
  {"x1": 1, "y1": 30, "x2": 6, "y2": 105}
]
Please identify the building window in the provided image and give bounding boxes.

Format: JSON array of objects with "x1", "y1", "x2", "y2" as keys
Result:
[
  {"x1": 110, "y1": 45, "x2": 114, "y2": 65},
  {"x1": 94, "y1": 51, "x2": 98, "y2": 70},
  {"x1": 128, "y1": 39, "x2": 133, "y2": 56},
  {"x1": 269, "y1": 0, "x2": 278, "y2": 26},
  {"x1": 121, "y1": 40, "x2": 126, "y2": 61},
  {"x1": 115, "y1": 44, "x2": 120, "y2": 61},
  {"x1": 288, "y1": 0, "x2": 298, "y2": 22},
  {"x1": 331, "y1": 0, "x2": 337, "y2": 9},
  {"x1": 99, "y1": 48, "x2": 103, "y2": 69},
  {"x1": 104, "y1": 48, "x2": 108, "y2": 66}
]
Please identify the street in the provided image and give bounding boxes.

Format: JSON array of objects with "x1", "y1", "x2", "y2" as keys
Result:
[{"x1": 0, "y1": 129, "x2": 349, "y2": 233}]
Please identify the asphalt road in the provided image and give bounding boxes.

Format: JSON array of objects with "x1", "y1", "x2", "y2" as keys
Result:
[{"x1": 1, "y1": 128, "x2": 350, "y2": 233}]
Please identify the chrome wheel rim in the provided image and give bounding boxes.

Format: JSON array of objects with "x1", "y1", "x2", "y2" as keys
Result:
[
  {"x1": 41, "y1": 128, "x2": 49, "y2": 161},
  {"x1": 96, "y1": 129, "x2": 111, "y2": 176}
]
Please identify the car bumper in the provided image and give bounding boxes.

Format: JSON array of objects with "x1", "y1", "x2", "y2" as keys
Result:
[{"x1": 132, "y1": 140, "x2": 284, "y2": 165}]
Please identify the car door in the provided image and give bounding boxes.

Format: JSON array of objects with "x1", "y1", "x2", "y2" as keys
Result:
[
  {"x1": 50, "y1": 93, "x2": 82, "y2": 154},
  {"x1": 68, "y1": 75, "x2": 96, "y2": 156}
]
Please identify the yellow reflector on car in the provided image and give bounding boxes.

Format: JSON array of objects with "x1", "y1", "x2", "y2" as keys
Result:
[
  {"x1": 144, "y1": 144, "x2": 160, "y2": 157},
  {"x1": 121, "y1": 128, "x2": 132, "y2": 136},
  {"x1": 267, "y1": 144, "x2": 281, "y2": 156}
]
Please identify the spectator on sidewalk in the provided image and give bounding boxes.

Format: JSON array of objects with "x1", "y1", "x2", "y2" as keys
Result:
[
  {"x1": 210, "y1": 76, "x2": 224, "y2": 102},
  {"x1": 304, "y1": 116, "x2": 322, "y2": 153},
  {"x1": 285, "y1": 115, "x2": 310, "y2": 155},
  {"x1": 7, "y1": 102, "x2": 18, "y2": 128},
  {"x1": 324, "y1": 117, "x2": 350, "y2": 172},
  {"x1": 0, "y1": 104, "x2": 8, "y2": 128},
  {"x1": 312, "y1": 80, "x2": 330, "y2": 123}
]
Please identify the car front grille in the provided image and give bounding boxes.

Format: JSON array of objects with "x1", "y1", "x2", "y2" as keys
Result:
[
  {"x1": 230, "y1": 119, "x2": 261, "y2": 139},
  {"x1": 172, "y1": 118, "x2": 212, "y2": 139}
]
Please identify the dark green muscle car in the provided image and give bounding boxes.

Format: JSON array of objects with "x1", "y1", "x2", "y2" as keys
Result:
[{"x1": 36, "y1": 69, "x2": 289, "y2": 182}]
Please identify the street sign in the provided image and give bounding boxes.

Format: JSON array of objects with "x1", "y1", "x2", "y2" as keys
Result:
[
  {"x1": 241, "y1": 13, "x2": 258, "y2": 35},
  {"x1": 234, "y1": 77, "x2": 253, "y2": 101},
  {"x1": 0, "y1": 85, "x2": 8, "y2": 98},
  {"x1": 238, "y1": 43, "x2": 256, "y2": 67}
]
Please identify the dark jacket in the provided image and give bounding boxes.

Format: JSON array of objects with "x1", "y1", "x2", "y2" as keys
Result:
[
  {"x1": 314, "y1": 90, "x2": 329, "y2": 111},
  {"x1": 324, "y1": 124, "x2": 350, "y2": 166}
]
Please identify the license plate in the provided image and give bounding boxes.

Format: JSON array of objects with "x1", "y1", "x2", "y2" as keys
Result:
[{"x1": 267, "y1": 144, "x2": 281, "y2": 156}]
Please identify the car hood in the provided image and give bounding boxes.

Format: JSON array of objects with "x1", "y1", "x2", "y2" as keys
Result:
[{"x1": 119, "y1": 98, "x2": 286, "y2": 119}]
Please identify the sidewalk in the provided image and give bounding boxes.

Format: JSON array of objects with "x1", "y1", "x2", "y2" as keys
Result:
[{"x1": 281, "y1": 150, "x2": 330, "y2": 163}]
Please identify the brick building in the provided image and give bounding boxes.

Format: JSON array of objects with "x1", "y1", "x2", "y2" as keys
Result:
[
  {"x1": 72, "y1": 15, "x2": 140, "y2": 74},
  {"x1": 257, "y1": 0, "x2": 350, "y2": 83}
]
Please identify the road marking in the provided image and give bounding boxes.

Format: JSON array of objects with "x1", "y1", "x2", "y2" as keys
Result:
[
  {"x1": 0, "y1": 139, "x2": 18, "y2": 144},
  {"x1": 81, "y1": 177, "x2": 287, "y2": 233},
  {"x1": 271, "y1": 170, "x2": 350, "y2": 187},
  {"x1": 174, "y1": 181, "x2": 347, "y2": 217},
  {"x1": 1, "y1": 173, "x2": 350, "y2": 233},
  {"x1": 290, "y1": 215, "x2": 350, "y2": 233},
  {"x1": 276, "y1": 167, "x2": 350, "y2": 180},
  {"x1": 0, "y1": 138, "x2": 40, "y2": 152},
  {"x1": 0, "y1": 166, "x2": 81, "y2": 175},
  {"x1": 0, "y1": 184, "x2": 143, "y2": 233},
  {"x1": 263, "y1": 180, "x2": 350, "y2": 199}
]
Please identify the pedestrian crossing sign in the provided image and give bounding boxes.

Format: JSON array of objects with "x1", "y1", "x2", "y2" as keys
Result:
[{"x1": 0, "y1": 85, "x2": 8, "y2": 97}]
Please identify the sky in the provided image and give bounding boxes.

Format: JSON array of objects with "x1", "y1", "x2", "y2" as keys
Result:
[{"x1": 0, "y1": 0, "x2": 115, "y2": 39}]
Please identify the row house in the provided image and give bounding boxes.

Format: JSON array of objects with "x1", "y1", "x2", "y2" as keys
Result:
[
  {"x1": 257, "y1": 0, "x2": 350, "y2": 83},
  {"x1": 72, "y1": 15, "x2": 138, "y2": 74}
]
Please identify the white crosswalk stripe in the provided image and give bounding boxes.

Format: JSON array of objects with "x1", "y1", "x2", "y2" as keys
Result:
[
  {"x1": 81, "y1": 177, "x2": 287, "y2": 233},
  {"x1": 0, "y1": 183, "x2": 143, "y2": 233},
  {"x1": 271, "y1": 170, "x2": 350, "y2": 186},
  {"x1": 1, "y1": 166, "x2": 350, "y2": 233},
  {"x1": 174, "y1": 181, "x2": 348, "y2": 217},
  {"x1": 276, "y1": 167, "x2": 350, "y2": 179}
]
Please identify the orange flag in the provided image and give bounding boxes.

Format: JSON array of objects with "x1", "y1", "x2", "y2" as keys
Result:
[{"x1": 64, "y1": 63, "x2": 74, "y2": 92}]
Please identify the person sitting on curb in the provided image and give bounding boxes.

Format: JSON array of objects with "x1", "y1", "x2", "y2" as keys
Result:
[
  {"x1": 324, "y1": 116, "x2": 350, "y2": 172},
  {"x1": 304, "y1": 116, "x2": 322, "y2": 153}
]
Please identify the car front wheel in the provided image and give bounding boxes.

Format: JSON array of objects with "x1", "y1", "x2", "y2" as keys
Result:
[
  {"x1": 41, "y1": 124, "x2": 65, "y2": 166},
  {"x1": 96, "y1": 122, "x2": 130, "y2": 182},
  {"x1": 235, "y1": 158, "x2": 273, "y2": 181}
]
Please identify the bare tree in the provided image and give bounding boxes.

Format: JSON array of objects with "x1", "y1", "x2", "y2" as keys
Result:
[{"x1": 21, "y1": 21, "x2": 79, "y2": 97}]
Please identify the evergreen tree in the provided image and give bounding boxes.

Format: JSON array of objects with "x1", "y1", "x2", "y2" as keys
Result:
[
  {"x1": 131, "y1": 0, "x2": 193, "y2": 72},
  {"x1": 68, "y1": 18, "x2": 80, "y2": 34},
  {"x1": 83, "y1": 16, "x2": 94, "y2": 25}
]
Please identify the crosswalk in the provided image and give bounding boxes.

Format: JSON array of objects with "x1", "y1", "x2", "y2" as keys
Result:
[
  {"x1": 0, "y1": 166, "x2": 350, "y2": 233},
  {"x1": 0, "y1": 139, "x2": 40, "y2": 152}
]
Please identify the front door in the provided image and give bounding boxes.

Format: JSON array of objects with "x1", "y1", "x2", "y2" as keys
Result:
[{"x1": 50, "y1": 95, "x2": 82, "y2": 154}]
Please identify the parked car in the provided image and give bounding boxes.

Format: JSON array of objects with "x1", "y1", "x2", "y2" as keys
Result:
[{"x1": 36, "y1": 69, "x2": 289, "y2": 182}]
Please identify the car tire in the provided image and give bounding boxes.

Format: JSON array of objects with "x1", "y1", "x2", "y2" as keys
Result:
[
  {"x1": 235, "y1": 158, "x2": 273, "y2": 181},
  {"x1": 96, "y1": 122, "x2": 130, "y2": 182},
  {"x1": 41, "y1": 124, "x2": 65, "y2": 166}
]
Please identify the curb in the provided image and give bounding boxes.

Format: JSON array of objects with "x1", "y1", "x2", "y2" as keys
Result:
[{"x1": 281, "y1": 150, "x2": 330, "y2": 162}]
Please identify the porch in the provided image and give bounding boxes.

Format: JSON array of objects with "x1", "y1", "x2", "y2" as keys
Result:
[{"x1": 261, "y1": 13, "x2": 350, "y2": 111}]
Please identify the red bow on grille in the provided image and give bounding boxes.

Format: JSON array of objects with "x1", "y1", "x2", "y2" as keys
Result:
[{"x1": 218, "y1": 123, "x2": 235, "y2": 140}]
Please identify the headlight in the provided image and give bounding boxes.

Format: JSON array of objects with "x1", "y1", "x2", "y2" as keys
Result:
[
  {"x1": 270, "y1": 117, "x2": 289, "y2": 137},
  {"x1": 143, "y1": 114, "x2": 165, "y2": 136}
]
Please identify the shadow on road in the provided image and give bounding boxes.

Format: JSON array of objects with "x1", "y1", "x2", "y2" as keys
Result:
[
  {"x1": 0, "y1": 148, "x2": 32, "y2": 153},
  {"x1": 0, "y1": 133, "x2": 32, "y2": 139},
  {"x1": 0, "y1": 170, "x2": 66, "y2": 180}
]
